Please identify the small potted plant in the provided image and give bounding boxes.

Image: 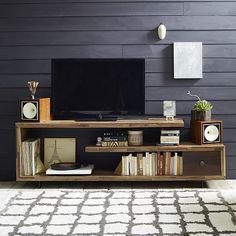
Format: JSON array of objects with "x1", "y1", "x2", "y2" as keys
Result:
[{"x1": 187, "y1": 91, "x2": 213, "y2": 121}]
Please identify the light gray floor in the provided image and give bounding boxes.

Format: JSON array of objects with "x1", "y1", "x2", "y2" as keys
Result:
[{"x1": 0, "y1": 180, "x2": 236, "y2": 190}]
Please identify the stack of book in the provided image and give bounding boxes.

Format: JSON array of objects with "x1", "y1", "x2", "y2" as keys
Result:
[
  {"x1": 101, "y1": 131, "x2": 128, "y2": 147},
  {"x1": 160, "y1": 130, "x2": 180, "y2": 145},
  {"x1": 121, "y1": 152, "x2": 183, "y2": 176},
  {"x1": 21, "y1": 138, "x2": 44, "y2": 176}
]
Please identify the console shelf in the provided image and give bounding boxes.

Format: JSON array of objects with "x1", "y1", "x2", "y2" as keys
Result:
[
  {"x1": 16, "y1": 172, "x2": 225, "y2": 182},
  {"x1": 85, "y1": 143, "x2": 224, "y2": 153},
  {"x1": 16, "y1": 118, "x2": 184, "y2": 129},
  {"x1": 15, "y1": 118, "x2": 225, "y2": 182}
]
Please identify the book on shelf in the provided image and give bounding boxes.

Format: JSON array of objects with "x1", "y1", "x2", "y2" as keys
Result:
[
  {"x1": 161, "y1": 130, "x2": 180, "y2": 135},
  {"x1": 21, "y1": 138, "x2": 44, "y2": 176},
  {"x1": 101, "y1": 141, "x2": 128, "y2": 147},
  {"x1": 160, "y1": 129, "x2": 180, "y2": 145},
  {"x1": 120, "y1": 152, "x2": 183, "y2": 177},
  {"x1": 103, "y1": 137, "x2": 128, "y2": 142},
  {"x1": 160, "y1": 136, "x2": 180, "y2": 144}
]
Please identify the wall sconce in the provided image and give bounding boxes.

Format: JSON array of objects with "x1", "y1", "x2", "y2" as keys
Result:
[{"x1": 157, "y1": 23, "x2": 166, "y2": 40}]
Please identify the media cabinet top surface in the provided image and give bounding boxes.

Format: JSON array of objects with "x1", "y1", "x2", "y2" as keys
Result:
[{"x1": 16, "y1": 118, "x2": 184, "y2": 128}]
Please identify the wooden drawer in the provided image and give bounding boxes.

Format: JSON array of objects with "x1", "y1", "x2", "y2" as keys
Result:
[{"x1": 183, "y1": 151, "x2": 221, "y2": 176}]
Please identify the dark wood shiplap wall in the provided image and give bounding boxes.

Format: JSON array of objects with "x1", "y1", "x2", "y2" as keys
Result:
[{"x1": 0, "y1": 0, "x2": 236, "y2": 180}]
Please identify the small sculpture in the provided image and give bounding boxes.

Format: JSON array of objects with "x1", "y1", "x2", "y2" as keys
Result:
[
  {"x1": 28, "y1": 81, "x2": 39, "y2": 99},
  {"x1": 96, "y1": 137, "x2": 102, "y2": 146}
]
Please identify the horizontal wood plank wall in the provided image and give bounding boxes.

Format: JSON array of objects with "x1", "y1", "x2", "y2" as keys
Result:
[{"x1": 0, "y1": 0, "x2": 236, "y2": 180}]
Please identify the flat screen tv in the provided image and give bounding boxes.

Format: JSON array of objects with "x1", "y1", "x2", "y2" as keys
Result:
[{"x1": 51, "y1": 58, "x2": 145, "y2": 120}]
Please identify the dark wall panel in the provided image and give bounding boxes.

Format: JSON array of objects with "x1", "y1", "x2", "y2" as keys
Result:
[
  {"x1": 0, "y1": 2, "x2": 183, "y2": 17},
  {"x1": 0, "y1": 75, "x2": 50, "y2": 88},
  {"x1": 0, "y1": 60, "x2": 50, "y2": 74},
  {"x1": 146, "y1": 87, "x2": 236, "y2": 100},
  {"x1": 2, "y1": 31, "x2": 236, "y2": 45},
  {"x1": 0, "y1": 46, "x2": 123, "y2": 60},
  {"x1": 145, "y1": 102, "x2": 236, "y2": 116},
  {"x1": 1, "y1": 16, "x2": 236, "y2": 31},
  {"x1": 146, "y1": 73, "x2": 236, "y2": 86},
  {"x1": 0, "y1": 0, "x2": 235, "y2": 180},
  {"x1": 0, "y1": 88, "x2": 50, "y2": 101},
  {"x1": 184, "y1": 2, "x2": 236, "y2": 16}
]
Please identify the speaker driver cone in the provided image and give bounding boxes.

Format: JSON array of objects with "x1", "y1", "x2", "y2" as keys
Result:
[
  {"x1": 23, "y1": 102, "x2": 37, "y2": 119},
  {"x1": 204, "y1": 125, "x2": 219, "y2": 142}
]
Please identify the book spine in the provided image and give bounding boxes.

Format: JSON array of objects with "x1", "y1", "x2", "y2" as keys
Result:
[
  {"x1": 131, "y1": 155, "x2": 134, "y2": 176},
  {"x1": 26, "y1": 143, "x2": 30, "y2": 176},
  {"x1": 101, "y1": 141, "x2": 128, "y2": 147},
  {"x1": 177, "y1": 154, "x2": 180, "y2": 176},
  {"x1": 170, "y1": 154, "x2": 174, "y2": 176},
  {"x1": 134, "y1": 156, "x2": 138, "y2": 176},
  {"x1": 31, "y1": 142, "x2": 35, "y2": 176},
  {"x1": 174, "y1": 153, "x2": 178, "y2": 176},
  {"x1": 128, "y1": 154, "x2": 131, "y2": 176},
  {"x1": 161, "y1": 130, "x2": 180, "y2": 135},
  {"x1": 154, "y1": 153, "x2": 157, "y2": 176},
  {"x1": 138, "y1": 154, "x2": 143, "y2": 176},
  {"x1": 21, "y1": 142, "x2": 26, "y2": 176},
  {"x1": 145, "y1": 152, "x2": 149, "y2": 176},
  {"x1": 158, "y1": 152, "x2": 163, "y2": 175},
  {"x1": 160, "y1": 136, "x2": 180, "y2": 142},
  {"x1": 162, "y1": 154, "x2": 165, "y2": 175},
  {"x1": 103, "y1": 137, "x2": 128, "y2": 142},
  {"x1": 161, "y1": 133, "x2": 180, "y2": 136},
  {"x1": 167, "y1": 152, "x2": 171, "y2": 176},
  {"x1": 164, "y1": 153, "x2": 167, "y2": 175},
  {"x1": 179, "y1": 155, "x2": 183, "y2": 175},
  {"x1": 122, "y1": 156, "x2": 125, "y2": 176},
  {"x1": 142, "y1": 155, "x2": 146, "y2": 176},
  {"x1": 149, "y1": 153, "x2": 153, "y2": 176}
]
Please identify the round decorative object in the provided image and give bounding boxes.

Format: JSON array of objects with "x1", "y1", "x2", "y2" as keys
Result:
[
  {"x1": 199, "y1": 160, "x2": 205, "y2": 167},
  {"x1": 204, "y1": 125, "x2": 219, "y2": 142},
  {"x1": 23, "y1": 102, "x2": 37, "y2": 119},
  {"x1": 157, "y1": 23, "x2": 166, "y2": 40},
  {"x1": 128, "y1": 131, "x2": 143, "y2": 146},
  {"x1": 50, "y1": 162, "x2": 80, "y2": 170}
]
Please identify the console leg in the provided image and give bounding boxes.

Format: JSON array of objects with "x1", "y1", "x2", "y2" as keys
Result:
[
  {"x1": 38, "y1": 181, "x2": 42, "y2": 188},
  {"x1": 201, "y1": 181, "x2": 205, "y2": 188}
]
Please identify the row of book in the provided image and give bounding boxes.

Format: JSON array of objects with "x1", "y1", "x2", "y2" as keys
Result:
[
  {"x1": 21, "y1": 138, "x2": 44, "y2": 176},
  {"x1": 121, "y1": 152, "x2": 183, "y2": 176}
]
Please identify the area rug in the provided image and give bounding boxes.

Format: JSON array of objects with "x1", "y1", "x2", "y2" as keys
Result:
[{"x1": 0, "y1": 188, "x2": 236, "y2": 235}]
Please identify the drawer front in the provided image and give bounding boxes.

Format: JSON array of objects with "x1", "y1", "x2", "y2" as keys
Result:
[{"x1": 183, "y1": 151, "x2": 221, "y2": 176}]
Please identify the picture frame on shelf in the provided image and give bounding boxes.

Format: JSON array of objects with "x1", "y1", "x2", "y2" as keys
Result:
[
  {"x1": 163, "y1": 101, "x2": 176, "y2": 120},
  {"x1": 44, "y1": 138, "x2": 76, "y2": 169}
]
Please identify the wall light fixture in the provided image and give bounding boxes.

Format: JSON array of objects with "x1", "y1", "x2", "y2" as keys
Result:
[{"x1": 157, "y1": 23, "x2": 166, "y2": 40}]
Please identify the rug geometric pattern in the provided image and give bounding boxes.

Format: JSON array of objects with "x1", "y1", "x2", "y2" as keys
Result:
[{"x1": 0, "y1": 189, "x2": 236, "y2": 235}]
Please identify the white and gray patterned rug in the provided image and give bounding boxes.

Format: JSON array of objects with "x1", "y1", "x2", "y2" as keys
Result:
[{"x1": 0, "y1": 188, "x2": 236, "y2": 235}]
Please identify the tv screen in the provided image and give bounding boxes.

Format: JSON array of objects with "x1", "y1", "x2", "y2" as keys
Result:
[{"x1": 52, "y1": 58, "x2": 145, "y2": 120}]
